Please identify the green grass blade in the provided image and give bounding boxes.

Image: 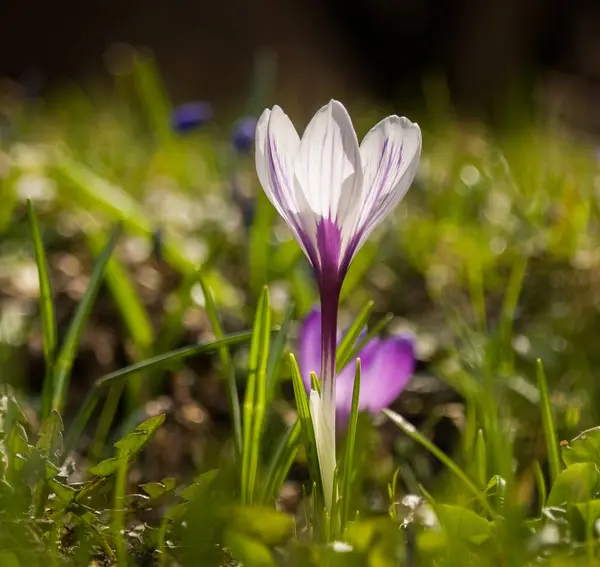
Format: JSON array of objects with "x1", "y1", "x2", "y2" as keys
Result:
[
  {"x1": 533, "y1": 460, "x2": 547, "y2": 513},
  {"x1": 241, "y1": 286, "x2": 271, "y2": 504},
  {"x1": 87, "y1": 232, "x2": 154, "y2": 351},
  {"x1": 51, "y1": 225, "x2": 122, "y2": 414},
  {"x1": 63, "y1": 331, "x2": 253, "y2": 456},
  {"x1": 51, "y1": 157, "x2": 194, "y2": 275},
  {"x1": 249, "y1": 191, "x2": 275, "y2": 295},
  {"x1": 383, "y1": 408, "x2": 495, "y2": 517},
  {"x1": 340, "y1": 359, "x2": 361, "y2": 533},
  {"x1": 475, "y1": 429, "x2": 487, "y2": 487},
  {"x1": 132, "y1": 52, "x2": 174, "y2": 146},
  {"x1": 195, "y1": 269, "x2": 243, "y2": 459},
  {"x1": 87, "y1": 231, "x2": 154, "y2": 448},
  {"x1": 261, "y1": 420, "x2": 301, "y2": 503},
  {"x1": 536, "y1": 358, "x2": 561, "y2": 486},
  {"x1": 498, "y1": 256, "x2": 527, "y2": 368},
  {"x1": 265, "y1": 303, "x2": 294, "y2": 404},
  {"x1": 289, "y1": 354, "x2": 321, "y2": 499},
  {"x1": 27, "y1": 200, "x2": 57, "y2": 420},
  {"x1": 346, "y1": 312, "x2": 394, "y2": 365},
  {"x1": 336, "y1": 301, "x2": 373, "y2": 371}
]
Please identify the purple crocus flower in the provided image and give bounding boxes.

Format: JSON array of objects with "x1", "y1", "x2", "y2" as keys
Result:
[
  {"x1": 171, "y1": 101, "x2": 213, "y2": 133},
  {"x1": 255, "y1": 100, "x2": 421, "y2": 506},
  {"x1": 299, "y1": 309, "x2": 416, "y2": 425},
  {"x1": 232, "y1": 116, "x2": 258, "y2": 153}
]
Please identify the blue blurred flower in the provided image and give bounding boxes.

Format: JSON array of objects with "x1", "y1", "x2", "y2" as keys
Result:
[
  {"x1": 172, "y1": 101, "x2": 213, "y2": 133},
  {"x1": 231, "y1": 116, "x2": 257, "y2": 152}
]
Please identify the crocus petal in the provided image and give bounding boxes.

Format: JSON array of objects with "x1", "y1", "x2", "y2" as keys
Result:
[
  {"x1": 356, "y1": 116, "x2": 421, "y2": 248},
  {"x1": 296, "y1": 100, "x2": 364, "y2": 260},
  {"x1": 359, "y1": 334, "x2": 416, "y2": 413},
  {"x1": 298, "y1": 308, "x2": 322, "y2": 392},
  {"x1": 256, "y1": 106, "x2": 319, "y2": 265}
]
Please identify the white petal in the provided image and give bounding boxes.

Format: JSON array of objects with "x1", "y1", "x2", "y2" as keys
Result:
[
  {"x1": 255, "y1": 108, "x2": 273, "y2": 204},
  {"x1": 309, "y1": 389, "x2": 336, "y2": 509},
  {"x1": 253, "y1": 106, "x2": 319, "y2": 264},
  {"x1": 257, "y1": 106, "x2": 300, "y2": 217},
  {"x1": 356, "y1": 116, "x2": 421, "y2": 244},
  {"x1": 296, "y1": 100, "x2": 363, "y2": 230}
]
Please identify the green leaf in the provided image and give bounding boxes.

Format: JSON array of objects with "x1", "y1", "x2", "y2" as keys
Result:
[
  {"x1": 49, "y1": 478, "x2": 77, "y2": 503},
  {"x1": 536, "y1": 359, "x2": 561, "y2": 485},
  {"x1": 114, "y1": 414, "x2": 165, "y2": 458},
  {"x1": 336, "y1": 301, "x2": 373, "y2": 371},
  {"x1": 436, "y1": 504, "x2": 492, "y2": 545},
  {"x1": 51, "y1": 225, "x2": 122, "y2": 414},
  {"x1": 35, "y1": 410, "x2": 64, "y2": 463},
  {"x1": 179, "y1": 469, "x2": 219, "y2": 502},
  {"x1": 223, "y1": 530, "x2": 276, "y2": 567},
  {"x1": 547, "y1": 462, "x2": 600, "y2": 507},
  {"x1": 27, "y1": 200, "x2": 57, "y2": 420},
  {"x1": 141, "y1": 478, "x2": 177, "y2": 499},
  {"x1": 89, "y1": 457, "x2": 120, "y2": 477},
  {"x1": 241, "y1": 286, "x2": 271, "y2": 504},
  {"x1": 562, "y1": 426, "x2": 600, "y2": 468},
  {"x1": 570, "y1": 500, "x2": 600, "y2": 541},
  {"x1": 228, "y1": 506, "x2": 295, "y2": 546},
  {"x1": 89, "y1": 416, "x2": 165, "y2": 476}
]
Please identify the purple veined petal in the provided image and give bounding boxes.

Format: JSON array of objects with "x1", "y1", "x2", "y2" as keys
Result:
[
  {"x1": 256, "y1": 106, "x2": 320, "y2": 268},
  {"x1": 295, "y1": 101, "x2": 364, "y2": 243},
  {"x1": 354, "y1": 116, "x2": 422, "y2": 251},
  {"x1": 359, "y1": 334, "x2": 416, "y2": 413},
  {"x1": 298, "y1": 308, "x2": 322, "y2": 393}
]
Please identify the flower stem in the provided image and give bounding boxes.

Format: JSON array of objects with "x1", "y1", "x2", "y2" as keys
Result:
[{"x1": 317, "y1": 285, "x2": 340, "y2": 509}]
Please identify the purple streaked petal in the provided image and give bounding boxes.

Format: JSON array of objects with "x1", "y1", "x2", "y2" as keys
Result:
[
  {"x1": 359, "y1": 334, "x2": 416, "y2": 413},
  {"x1": 296, "y1": 101, "x2": 363, "y2": 230},
  {"x1": 256, "y1": 107, "x2": 321, "y2": 267},
  {"x1": 355, "y1": 116, "x2": 421, "y2": 249},
  {"x1": 298, "y1": 308, "x2": 322, "y2": 393}
]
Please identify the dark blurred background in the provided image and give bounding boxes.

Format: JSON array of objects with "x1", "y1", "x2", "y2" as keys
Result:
[{"x1": 1, "y1": 0, "x2": 600, "y2": 121}]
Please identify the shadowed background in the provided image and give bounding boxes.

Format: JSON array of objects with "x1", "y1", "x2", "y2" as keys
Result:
[{"x1": 2, "y1": 0, "x2": 600, "y2": 120}]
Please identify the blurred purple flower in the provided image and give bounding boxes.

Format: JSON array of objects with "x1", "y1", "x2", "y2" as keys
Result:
[
  {"x1": 232, "y1": 116, "x2": 257, "y2": 152},
  {"x1": 171, "y1": 101, "x2": 213, "y2": 133},
  {"x1": 298, "y1": 308, "x2": 415, "y2": 426}
]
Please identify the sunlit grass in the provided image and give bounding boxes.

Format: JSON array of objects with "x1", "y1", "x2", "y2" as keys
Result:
[{"x1": 0, "y1": 51, "x2": 600, "y2": 566}]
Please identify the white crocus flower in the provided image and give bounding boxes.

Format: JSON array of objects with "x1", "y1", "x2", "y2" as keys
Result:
[{"x1": 255, "y1": 100, "x2": 421, "y2": 509}]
